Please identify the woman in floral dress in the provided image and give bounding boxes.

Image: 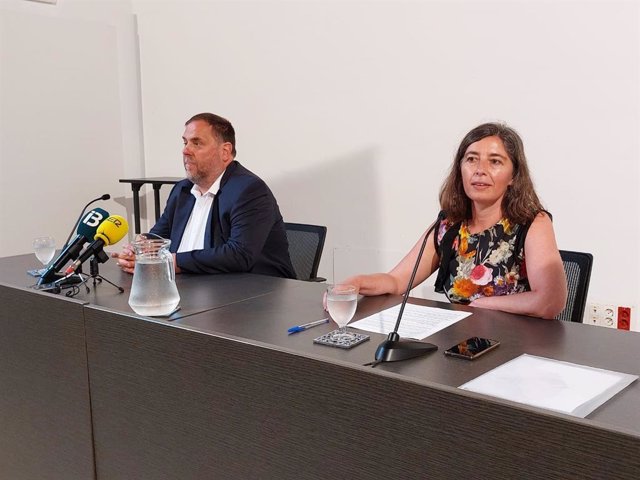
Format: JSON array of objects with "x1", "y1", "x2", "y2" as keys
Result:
[{"x1": 344, "y1": 123, "x2": 567, "y2": 319}]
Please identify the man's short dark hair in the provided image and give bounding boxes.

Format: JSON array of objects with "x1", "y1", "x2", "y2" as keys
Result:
[{"x1": 186, "y1": 112, "x2": 237, "y2": 157}]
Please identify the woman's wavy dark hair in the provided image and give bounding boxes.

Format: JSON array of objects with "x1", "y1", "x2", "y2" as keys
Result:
[{"x1": 439, "y1": 122, "x2": 543, "y2": 225}]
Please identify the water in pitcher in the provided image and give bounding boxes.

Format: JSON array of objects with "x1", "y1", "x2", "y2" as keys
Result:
[{"x1": 129, "y1": 257, "x2": 180, "y2": 316}]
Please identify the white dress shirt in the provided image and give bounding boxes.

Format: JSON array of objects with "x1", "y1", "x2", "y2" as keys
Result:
[{"x1": 177, "y1": 174, "x2": 224, "y2": 253}]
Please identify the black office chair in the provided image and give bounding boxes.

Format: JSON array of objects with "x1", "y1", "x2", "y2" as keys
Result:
[
  {"x1": 284, "y1": 222, "x2": 327, "y2": 282},
  {"x1": 556, "y1": 250, "x2": 593, "y2": 323}
]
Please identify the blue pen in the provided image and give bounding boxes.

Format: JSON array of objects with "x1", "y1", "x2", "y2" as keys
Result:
[{"x1": 287, "y1": 318, "x2": 329, "y2": 334}]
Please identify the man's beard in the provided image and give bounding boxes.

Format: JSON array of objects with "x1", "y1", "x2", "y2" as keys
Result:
[{"x1": 184, "y1": 159, "x2": 203, "y2": 184}]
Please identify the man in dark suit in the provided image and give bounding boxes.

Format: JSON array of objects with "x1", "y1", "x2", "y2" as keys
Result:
[{"x1": 113, "y1": 113, "x2": 295, "y2": 278}]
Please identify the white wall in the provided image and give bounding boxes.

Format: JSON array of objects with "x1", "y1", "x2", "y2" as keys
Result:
[
  {"x1": 1, "y1": 0, "x2": 638, "y2": 326},
  {"x1": 0, "y1": 0, "x2": 144, "y2": 255},
  {"x1": 133, "y1": 0, "x2": 639, "y2": 317}
]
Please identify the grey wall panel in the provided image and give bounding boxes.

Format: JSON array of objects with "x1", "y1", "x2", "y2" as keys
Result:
[
  {"x1": 0, "y1": 283, "x2": 94, "y2": 480},
  {"x1": 85, "y1": 306, "x2": 639, "y2": 480}
]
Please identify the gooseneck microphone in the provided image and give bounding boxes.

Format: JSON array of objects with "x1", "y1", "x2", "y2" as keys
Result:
[
  {"x1": 38, "y1": 207, "x2": 110, "y2": 285},
  {"x1": 373, "y1": 211, "x2": 446, "y2": 364},
  {"x1": 62, "y1": 194, "x2": 111, "y2": 248},
  {"x1": 65, "y1": 215, "x2": 129, "y2": 275}
]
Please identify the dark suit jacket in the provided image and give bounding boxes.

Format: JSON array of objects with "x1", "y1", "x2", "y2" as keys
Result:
[{"x1": 150, "y1": 161, "x2": 295, "y2": 278}]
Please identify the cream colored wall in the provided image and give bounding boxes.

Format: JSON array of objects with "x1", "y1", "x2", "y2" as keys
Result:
[
  {"x1": 0, "y1": 0, "x2": 143, "y2": 254},
  {"x1": 133, "y1": 1, "x2": 639, "y2": 318}
]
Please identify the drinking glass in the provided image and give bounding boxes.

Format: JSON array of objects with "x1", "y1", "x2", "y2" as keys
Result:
[
  {"x1": 33, "y1": 236, "x2": 56, "y2": 266},
  {"x1": 326, "y1": 284, "x2": 359, "y2": 341}
]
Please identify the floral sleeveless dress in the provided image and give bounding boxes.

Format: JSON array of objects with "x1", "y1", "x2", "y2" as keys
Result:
[{"x1": 436, "y1": 218, "x2": 530, "y2": 304}]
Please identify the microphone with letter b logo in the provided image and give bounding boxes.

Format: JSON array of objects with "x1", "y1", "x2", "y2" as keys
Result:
[
  {"x1": 38, "y1": 208, "x2": 110, "y2": 284},
  {"x1": 65, "y1": 215, "x2": 129, "y2": 275}
]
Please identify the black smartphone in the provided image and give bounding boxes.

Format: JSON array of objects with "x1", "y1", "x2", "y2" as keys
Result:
[{"x1": 444, "y1": 337, "x2": 500, "y2": 360}]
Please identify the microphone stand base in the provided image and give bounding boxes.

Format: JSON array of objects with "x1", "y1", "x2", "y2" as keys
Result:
[
  {"x1": 90, "y1": 274, "x2": 125, "y2": 293},
  {"x1": 89, "y1": 257, "x2": 124, "y2": 293},
  {"x1": 374, "y1": 333, "x2": 438, "y2": 363},
  {"x1": 34, "y1": 274, "x2": 84, "y2": 290}
]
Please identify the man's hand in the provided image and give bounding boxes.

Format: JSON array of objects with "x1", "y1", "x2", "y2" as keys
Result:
[
  {"x1": 110, "y1": 244, "x2": 136, "y2": 274},
  {"x1": 173, "y1": 253, "x2": 181, "y2": 274}
]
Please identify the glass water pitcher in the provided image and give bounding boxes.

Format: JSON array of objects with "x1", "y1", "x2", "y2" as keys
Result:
[{"x1": 128, "y1": 235, "x2": 180, "y2": 316}]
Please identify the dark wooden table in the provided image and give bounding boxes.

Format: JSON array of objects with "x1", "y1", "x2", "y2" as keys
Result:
[
  {"x1": 6, "y1": 252, "x2": 295, "y2": 321},
  {"x1": 1, "y1": 253, "x2": 639, "y2": 479},
  {"x1": 0, "y1": 254, "x2": 303, "y2": 479}
]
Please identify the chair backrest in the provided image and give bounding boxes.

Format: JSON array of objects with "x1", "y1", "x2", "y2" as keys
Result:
[
  {"x1": 284, "y1": 223, "x2": 327, "y2": 281},
  {"x1": 556, "y1": 250, "x2": 593, "y2": 323}
]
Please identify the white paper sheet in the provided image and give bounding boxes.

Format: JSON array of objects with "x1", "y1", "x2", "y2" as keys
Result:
[
  {"x1": 460, "y1": 354, "x2": 638, "y2": 418},
  {"x1": 349, "y1": 303, "x2": 471, "y2": 339}
]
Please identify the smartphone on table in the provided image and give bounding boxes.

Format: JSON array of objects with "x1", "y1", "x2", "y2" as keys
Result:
[{"x1": 444, "y1": 337, "x2": 500, "y2": 360}]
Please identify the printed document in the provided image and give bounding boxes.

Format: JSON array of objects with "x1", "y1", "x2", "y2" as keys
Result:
[{"x1": 349, "y1": 303, "x2": 471, "y2": 339}]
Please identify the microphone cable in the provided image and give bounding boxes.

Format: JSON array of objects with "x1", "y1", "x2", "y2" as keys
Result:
[{"x1": 363, "y1": 359, "x2": 383, "y2": 368}]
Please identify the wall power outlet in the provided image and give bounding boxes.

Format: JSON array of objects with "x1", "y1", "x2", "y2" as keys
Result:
[
  {"x1": 586, "y1": 303, "x2": 633, "y2": 330},
  {"x1": 587, "y1": 304, "x2": 617, "y2": 328}
]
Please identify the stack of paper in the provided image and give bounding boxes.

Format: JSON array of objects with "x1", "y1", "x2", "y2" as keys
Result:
[{"x1": 460, "y1": 354, "x2": 638, "y2": 418}]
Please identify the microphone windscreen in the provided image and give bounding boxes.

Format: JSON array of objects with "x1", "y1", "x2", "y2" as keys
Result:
[
  {"x1": 101, "y1": 194, "x2": 111, "y2": 201},
  {"x1": 76, "y1": 208, "x2": 110, "y2": 239},
  {"x1": 94, "y1": 215, "x2": 129, "y2": 246}
]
